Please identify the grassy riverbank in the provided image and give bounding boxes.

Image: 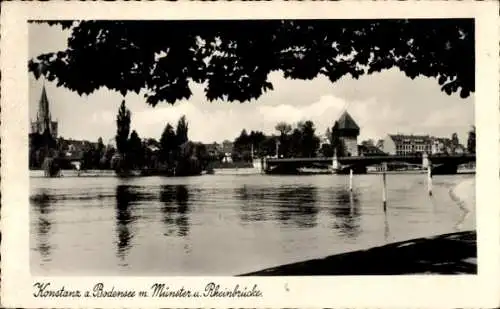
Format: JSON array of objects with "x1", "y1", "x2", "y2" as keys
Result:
[{"x1": 240, "y1": 231, "x2": 476, "y2": 276}]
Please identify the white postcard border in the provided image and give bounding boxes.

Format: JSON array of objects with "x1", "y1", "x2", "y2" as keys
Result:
[{"x1": 1, "y1": 1, "x2": 499, "y2": 308}]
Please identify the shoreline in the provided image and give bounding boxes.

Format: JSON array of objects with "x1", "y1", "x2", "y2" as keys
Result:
[
  {"x1": 29, "y1": 169, "x2": 476, "y2": 177},
  {"x1": 240, "y1": 230, "x2": 476, "y2": 276}
]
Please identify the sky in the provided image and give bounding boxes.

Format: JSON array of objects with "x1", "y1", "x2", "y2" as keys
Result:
[{"x1": 29, "y1": 23, "x2": 475, "y2": 146}]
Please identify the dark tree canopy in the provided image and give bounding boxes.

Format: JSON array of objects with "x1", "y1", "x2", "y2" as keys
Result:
[
  {"x1": 160, "y1": 123, "x2": 177, "y2": 161},
  {"x1": 29, "y1": 19, "x2": 474, "y2": 105},
  {"x1": 116, "y1": 100, "x2": 131, "y2": 155},
  {"x1": 128, "y1": 130, "x2": 144, "y2": 168},
  {"x1": 176, "y1": 115, "x2": 189, "y2": 145},
  {"x1": 467, "y1": 126, "x2": 476, "y2": 154},
  {"x1": 275, "y1": 122, "x2": 293, "y2": 136}
]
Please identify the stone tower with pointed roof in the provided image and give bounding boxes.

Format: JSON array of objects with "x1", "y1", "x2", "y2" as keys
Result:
[
  {"x1": 333, "y1": 111, "x2": 360, "y2": 156},
  {"x1": 31, "y1": 85, "x2": 58, "y2": 139}
]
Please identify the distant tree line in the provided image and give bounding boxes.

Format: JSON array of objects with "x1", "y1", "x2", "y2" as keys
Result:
[
  {"x1": 111, "y1": 100, "x2": 208, "y2": 176},
  {"x1": 229, "y1": 120, "x2": 344, "y2": 161}
]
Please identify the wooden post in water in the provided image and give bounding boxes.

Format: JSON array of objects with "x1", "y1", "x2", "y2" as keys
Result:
[
  {"x1": 422, "y1": 152, "x2": 432, "y2": 196},
  {"x1": 382, "y1": 162, "x2": 387, "y2": 212},
  {"x1": 349, "y1": 169, "x2": 353, "y2": 192},
  {"x1": 427, "y1": 163, "x2": 433, "y2": 196}
]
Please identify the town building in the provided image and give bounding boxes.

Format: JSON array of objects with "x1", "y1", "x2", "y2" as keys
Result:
[
  {"x1": 382, "y1": 134, "x2": 465, "y2": 156},
  {"x1": 319, "y1": 134, "x2": 330, "y2": 146},
  {"x1": 204, "y1": 142, "x2": 222, "y2": 156},
  {"x1": 382, "y1": 134, "x2": 432, "y2": 155},
  {"x1": 431, "y1": 137, "x2": 465, "y2": 155},
  {"x1": 358, "y1": 144, "x2": 387, "y2": 156},
  {"x1": 333, "y1": 111, "x2": 360, "y2": 157},
  {"x1": 221, "y1": 140, "x2": 234, "y2": 162},
  {"x1": 65, "y1": 139, "x2": 97, "y2": 155},
  {"x1": 31, "y1": 85, "x2": 58, "y2": 139},
  {"x1": 221, "y1": 140, "x2": 233, "y2": 154}
]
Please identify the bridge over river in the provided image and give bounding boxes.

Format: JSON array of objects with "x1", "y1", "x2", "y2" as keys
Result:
[{"x1": 263, "y1": 153, "x2": 476, "y2": 175}]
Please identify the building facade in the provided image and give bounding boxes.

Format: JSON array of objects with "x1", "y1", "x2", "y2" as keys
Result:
[
  {"x1": 383, "y1": 134, "x2": 464, "y2": 156},
  {"x1": 382, "y1": 134, "x2": 432, "y2": 156},
  {"x1": 358, "y1": 144, "x2": 387, "y2": 156},
  {"x1": 333, "y1": 111, "x2": 360, "y2": 157},
  {"x1": 431, "y1": 137, "x2": 465, "y2": 155},
  {"x1": 221, "y1": 140, "x2": 234, "y2": 162},
  {"x1": 31, "y1": 85, "x2": 58, "y2": 139}
]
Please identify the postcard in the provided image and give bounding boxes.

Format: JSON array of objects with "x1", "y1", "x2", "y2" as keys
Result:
[{"x1": 1, "y1": 1, "x2": 499, "y2": 308}]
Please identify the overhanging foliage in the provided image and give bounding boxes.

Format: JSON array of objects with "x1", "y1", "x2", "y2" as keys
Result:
[{"x1": 29, "y1": 19, "x2": 474, "y2": 105}]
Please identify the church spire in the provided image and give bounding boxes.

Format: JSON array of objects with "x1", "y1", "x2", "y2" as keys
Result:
[{"x1": 37, "y1": 84, "x2": 52, "y2": 134}]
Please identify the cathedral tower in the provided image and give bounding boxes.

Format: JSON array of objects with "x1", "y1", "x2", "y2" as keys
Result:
[{"x1": 31, "y1": 85, "x2": 58, "y2": 138}]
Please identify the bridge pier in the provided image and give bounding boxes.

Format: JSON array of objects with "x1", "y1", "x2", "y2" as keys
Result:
[
  {"x1": 331, "y1": 154, "x2": 339, "y2": 173},
  {"x1": 422, "y1": 153, "x2": 430, "y2": 169},
  {"x1": 260, "y1": 157, "x2": 266, "y2": 174},
  {"x1": 349, "y1": 169, "x2": 353, "y2": 191},
  {"x1": 263, "y1": 157, "x2": 270, "y2": 173}
]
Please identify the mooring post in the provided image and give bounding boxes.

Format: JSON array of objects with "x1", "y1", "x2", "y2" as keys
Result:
[
  {"x1": 427, "y1": 162, "x2": 433, "y2": 196},
  {"x1": 349, "y1": 168, "x2": 353, "y2": 191},
  {"x1": 382, "y1": 162, "x2": 387, "y2": 212}
]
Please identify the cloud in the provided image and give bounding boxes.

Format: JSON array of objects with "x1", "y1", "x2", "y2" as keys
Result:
[
  {"x1": 258, "y1": 95, "x2": 345, "y2": 124},
  {"x1": 91, "y1": 111, "x2": 115, "y2": 124},
  {"x1": 257, "y1": 95, "x2": 385, "y2": 139},
  {"x1": 132, "y1": 102, "x2": 249, "y2": 143}
]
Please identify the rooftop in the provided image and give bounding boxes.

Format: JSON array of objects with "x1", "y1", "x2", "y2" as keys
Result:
[
  {"x1": 389, "y1": 134, "x2": 432, "y2": 144},
  {"x1": 335, "y1": 111, "x2": 360, "y2": 131}
]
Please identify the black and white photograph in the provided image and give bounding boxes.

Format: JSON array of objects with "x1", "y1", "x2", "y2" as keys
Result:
[
  {"x1": 1, "y1": 1, "x2": 499, "y2": 308},
  {"x1": 28, "y1": 17, "x2": 478, "y2": 276}
]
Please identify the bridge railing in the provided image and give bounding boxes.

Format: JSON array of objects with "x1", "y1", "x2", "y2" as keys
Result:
[{"x1": 265, "y1": 153, "x2": 475, "y2": 163}]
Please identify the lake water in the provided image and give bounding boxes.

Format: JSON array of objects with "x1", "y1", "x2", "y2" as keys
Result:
[{"x1": 30, "y1": 173, "x2": 475, "y2": 276}]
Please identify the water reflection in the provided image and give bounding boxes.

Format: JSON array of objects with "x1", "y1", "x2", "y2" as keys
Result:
[
  {"x1": 329, "y1": 188, "x2": 362, "y2": 239},
  {"x1": 276, "y1": 186, "x2": 318, "y2": 228},
  {"x1": 236, "y1": 185, "x2": 318, "y2": 229},
  {"x1": 31, "y1": 189, "x2": 55, "y2": 262},
  {"x1": 30, "y1": 174, "x2": 475, "y2": 275},
  {"x1": 115, "y1": 185, "x2": 139, "y2": 264},
  {"x1": 235, "y1": 186, "x2": 269, "y2": 223},
  {"x1": 384, "y1": 212, "x2": 390, "y2": 243},
  {"x1": 160, "y1": 185, "x2": 191, "y2": 237}
]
